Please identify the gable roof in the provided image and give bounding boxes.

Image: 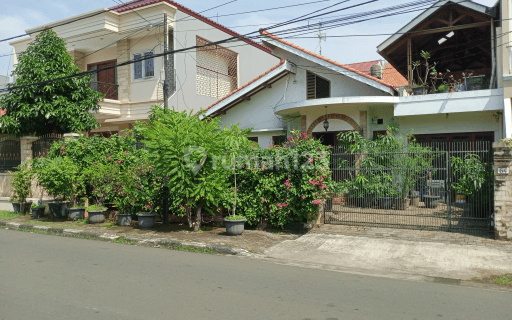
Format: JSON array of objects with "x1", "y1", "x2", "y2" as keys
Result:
[
  {"x1": 201, "y1": 59, "x2": 294, "y2": 118},
  {"x1": 110, "y1": 0, "x2": 271, "y2": 54},
  {"x1": 346, "y1": 60, "x2": 408, "y2": 87},
  {"x1": 377, "y1": 0, "x2": 494, "y2": 53},
  {"x1": 259, "y1": 29, "x2": 397, "y2": 94}
]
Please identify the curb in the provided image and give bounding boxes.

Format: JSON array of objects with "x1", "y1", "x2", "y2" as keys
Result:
[{"x1": 0, "y1": 221, "x2": 252, "y2": 256}]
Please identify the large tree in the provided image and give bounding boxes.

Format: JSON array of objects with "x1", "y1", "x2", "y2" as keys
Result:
[{"x1": 0, "y1": 30, "x2": 103, "y2": 136}]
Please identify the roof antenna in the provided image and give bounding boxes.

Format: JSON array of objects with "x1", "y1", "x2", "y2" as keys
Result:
[{"x1": 317, "y1": 23, "x2": 326, "y2": 55}]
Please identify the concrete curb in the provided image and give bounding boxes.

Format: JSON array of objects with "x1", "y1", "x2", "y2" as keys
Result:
[{"x1": 0, "y1": 221, "x2": 252, "y2": 256}]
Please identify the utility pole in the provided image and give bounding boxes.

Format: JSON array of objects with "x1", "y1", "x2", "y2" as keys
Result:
[
  {"x1": 163, "y1": 13, "x2": 170, "y2": 226},
  {"x1": 163, "y1": 13, "x2": 169, "y2": 114}
]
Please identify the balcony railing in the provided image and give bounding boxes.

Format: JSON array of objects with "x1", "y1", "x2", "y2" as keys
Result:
[{"x1": 88, "y1": 81, "x2": 119, "y2": 100}]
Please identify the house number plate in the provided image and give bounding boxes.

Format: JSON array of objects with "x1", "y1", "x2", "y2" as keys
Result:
[{"x1": 498, "y1": 167, "x2": 510, "y2": 174}]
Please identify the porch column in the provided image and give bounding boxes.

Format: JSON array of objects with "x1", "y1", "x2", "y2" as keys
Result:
[
  {"x1": 116, "y1": 39, "x2": 131, "y2": 103},
  {"x1": 504, "y1": 98, "x2": 512, "y2": 139},
  {"x1": 493, "y1": 142, "x2": 512, "y2": 240},
  {"x1": 301, "y1": 115, "x2": 307, "y2": 135},
  {"x1": 359, "y1": 110, "x2": 368, "y2": 139},
  {"x1": 69, "y1": 50, "x2": 86, "y2": 71}
]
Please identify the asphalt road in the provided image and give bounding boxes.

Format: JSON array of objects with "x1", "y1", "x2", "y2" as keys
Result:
[{"x1": 0, "y1": 229, "x2": 511, "y2": 320}]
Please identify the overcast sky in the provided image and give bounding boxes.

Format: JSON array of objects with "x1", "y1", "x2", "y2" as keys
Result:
[{"x1": 0, "y1": 0, "x2": 499, "y2": 78}]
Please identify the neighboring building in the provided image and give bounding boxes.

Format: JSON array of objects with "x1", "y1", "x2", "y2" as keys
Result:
[
  {"x1": 499, "y1": 0, "x2": 512, "y2": 139},
  {"x1": 0, "y1": 75, "x2": 7, "y2": 90},
  {"x1": 8, "y1": 0, "x2": 279, "y2": 135},
  {"x1": 204, "y1": 0, "x2": 503, "y2": 147}
]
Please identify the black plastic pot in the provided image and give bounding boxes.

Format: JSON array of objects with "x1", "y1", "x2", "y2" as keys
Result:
[
  {"x1": 31, "y1": 207, "x2": 45, "y2": 219},
  {"x1": 224, "y1": 218, "x2": 246, "y2": 236},
  {"x1": 424, "y1": 195, "x2": 440, "y2": 208},
  {"x1": 68, "y1": 208, "x2": 85, "y2": 221},
  {"x1": 88, "y1": 210, "x2": 107, "y2": 223},
  {"x1": 12, "y1": 202, "x2": 31, "y2": 214},
  {"x1": 377, "y1": 196, "x2": 394, "y2": 209},
  {"x1": 437, "y1": 89, "x2": 449, "y2": 93},
  {"x1": 138, "y1": 213, "x2": 157, "y2": 229},
  {"x1": 465, "y1": 76, "x2": 486, "y2": 91},
  {"x1": 117, "y1": 214, "x2": 132, "y2": 226},
  {"x1": 48, "y1": 202, "x2": 68, "y2": 220},
  {"x1": 412, "y1": 86, "x2": 428, "y2": 95},
  {"x1": 394, "y1": 198, "x2": 409, "y2": 210}
]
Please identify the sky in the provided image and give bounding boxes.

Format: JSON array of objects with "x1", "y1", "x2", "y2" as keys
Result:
[{"x1": 0, "y1": 0, "x2": 499, "y2": 79}]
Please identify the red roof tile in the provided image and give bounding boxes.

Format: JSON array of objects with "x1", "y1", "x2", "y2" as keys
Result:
[
  {"x1": 110, "y1": 0, "x2": 271, "y2": 54},
  {"x1": 346, "y1": 60, "x2": 408, "y2": 87},
  {"x1": 259, "y1": 29, "x2": 397, "y2": 91},
  {"x1": 204, "y1": 59, "x2": 288, "y2": 113}
]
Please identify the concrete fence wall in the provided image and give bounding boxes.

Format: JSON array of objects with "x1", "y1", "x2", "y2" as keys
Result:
[{"x1": 493, "y1": 142, "x2": 512, "y2": 240}]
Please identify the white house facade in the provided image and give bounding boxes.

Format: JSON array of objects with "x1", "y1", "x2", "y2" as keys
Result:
[{"x1": 8, "y1": 0, "x2": 279, "y2": 136}]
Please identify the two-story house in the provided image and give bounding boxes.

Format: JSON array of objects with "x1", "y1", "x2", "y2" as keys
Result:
[{"x1": 8, "y1": 0, "x2": 279, "y2": 136}]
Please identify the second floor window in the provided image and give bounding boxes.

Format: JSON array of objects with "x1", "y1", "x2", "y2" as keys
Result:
[
  {"x1": 307, "y1": 71, "x2": 330, "y2": 100},
  {"x1": 134, "y1": 51, "x2": 154, "y2": 80},
  {"x1": 196, "y1": 36, "x2": 238, "y2": 99}
]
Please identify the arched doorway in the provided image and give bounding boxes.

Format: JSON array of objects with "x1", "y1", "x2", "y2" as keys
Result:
[{"x1": 306, "y1": 113, "x2": 361, "y2": 146}]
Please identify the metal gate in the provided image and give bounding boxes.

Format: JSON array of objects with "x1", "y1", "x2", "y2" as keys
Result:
[
  {"x1": 0, "y1": 137, "x2": 21, "y2": 172},
  {"x1": 325, "y1": 141, "x2": 494, "y2": 235},
  {"x1": 32, "y1": 134, "x2": 63, "y2": 158}
]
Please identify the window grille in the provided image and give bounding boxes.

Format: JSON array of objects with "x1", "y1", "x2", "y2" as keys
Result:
[
  {"x1": 306, "y1": 71, "x2": 330, "y2": 100},
  {"x1": 134, "y1": 51, "x2": 154, "y2": 80},
  {"x1": 196, "y1": 36, "x2": 238, "y2": 99}
]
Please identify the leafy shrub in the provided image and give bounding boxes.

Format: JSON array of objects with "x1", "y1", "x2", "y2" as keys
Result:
[
  {"x1": 86, "y1": 204, "x2": 107, "y2": 211},
  {"x1": 33, "y1": 157, "x2": 83, "y2": 203},
  {"x1": 31, "y1": 204, "x2": 45, "y2": 209},
  {"x1": 8, "y1": 161, "x2": 33, "y2": 203},
  {"x1": 233, "y1": 130, "x2": 332, "y2": 228}
]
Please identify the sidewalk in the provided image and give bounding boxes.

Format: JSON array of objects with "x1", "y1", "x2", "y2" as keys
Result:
[{"x1": 264, "y1": 225, "x2": 512, "y2": 280}]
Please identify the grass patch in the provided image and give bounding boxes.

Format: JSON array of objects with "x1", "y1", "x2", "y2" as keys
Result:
[
  {"x1": 168, "y1": 244, "x2": 217, "y2": 254},
  {"x1": 493, "y1": 275, "x2": 512, "y2": 285},
  {"x1": 111, "y1": 237, "x2": 138, "y2": 245},
  {"x1": 100, "y1": 222, "x2": 117, "y2": 228},
  {"x1": 0, "y1": 211, "x2": 22, "y2": 221},
  {"x1": 473, "y1": 277, "x2": 482, "y2": 281},
  {"x1": 76, "y1": 219, "x2": 89, "y2": 225}
]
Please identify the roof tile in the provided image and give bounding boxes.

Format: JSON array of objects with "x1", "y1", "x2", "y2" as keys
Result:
[{"x1": 346, "y1": 60, "x2": 408, "y2": 87}]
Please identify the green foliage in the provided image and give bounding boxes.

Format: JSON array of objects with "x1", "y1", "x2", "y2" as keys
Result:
[
  {"x1": 224, "y1": 215, "x2": 246, "y2": 220},
  {"x1": 33, "y1": 157, "x2": 84, "y2": 203},
  {"x1": 83, "y1": 162, "x2": 120, "y2": 206},
  {"x1": 0, "y1": 30, "x2": 103, "y2": 137},
  {"x1": 338, "y1": 125, "x2": 433, "y2": 200},
  {"x1": 451, "y1": 154, "x2": 491, "y2": 196},
  {"x1": 233, "y1": 130, "x2": 332, "y2": 228},
  {"x1": 138, "y1": 107, "x2": 235, "y2": 230},
  {"x1": 86, "y1": 204, "x2": 107, "y2": 211},
  {"x1": 8, "y1": 161, "x2": 33, "y2": 203},
  {"x1": 437, "y1": 84, "x2": 449, "y2": 91},
  {"x1": 31, "y1": 204, "x2": 45, "y2": 209}
]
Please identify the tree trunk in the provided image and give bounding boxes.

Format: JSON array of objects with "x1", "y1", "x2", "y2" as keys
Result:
[
  {"x1": 194, "y1": 203, "x2": 203, "y2": 232},
  {"x1": 186, "y1": 206, "x2": 193, "y2": 229}
]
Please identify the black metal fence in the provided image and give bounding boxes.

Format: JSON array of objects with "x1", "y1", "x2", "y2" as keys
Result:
[
  {"x1": 32, "y1": 134, "x2": 63, "y2": 159},
  {"x1": 0, "y1": 136, "x2": 21, "y2": 172},
  {"x1": 325, "y1": 141, "x2": 494, "y2": 235}
]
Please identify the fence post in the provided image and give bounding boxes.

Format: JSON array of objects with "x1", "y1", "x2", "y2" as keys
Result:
[
  {"x1": 63, "y1": 133, "x2": 80, "y2": 142},
  {"x1": 493, "y1": 142, "x2": 512, "y2": 240},
  {"x1": 20, "y1": 136, "x2": 38, "y2": 162}
]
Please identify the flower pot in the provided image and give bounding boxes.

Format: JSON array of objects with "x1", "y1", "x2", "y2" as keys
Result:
[
  {"x1": 437, "y1": 89, "x2": 449, "y2": 93},
  {"x1": 465, "y1": 75, "x2": 486, "y2": 91},
  {"x1": 12, "y1": 202, "x2": 31, "y2": 214},
  {"x1": 410, "y1": 195, "x2": 420, "y2": 207},
  {"x1": 31, "y1": 207, "x2": 45, "y2": 219},
  {"x1": 137, "y1": 213, "x2": 157, "y2": 229},
  {"x1": 117, "y1": 214, "x2": 132, "y2": 226},
  {"x1": 224, "y1": 218, "x2": 246, "y2": 236},
  {"x1": 412, "y1": 86, "x2": 428, "y2": 95},
  {"x1": 48, "y1": 202, "x2": 68, "y2": 220},
  {"x1": 394, "y1": 198, "x2": 409, "y2": 210},
  {"x1": 423, "y1": 195, "x2": 440, "y2": 208},
  {"x1": 377, "y1": 196, "x2": 394, "y2": 209},
  {"x1": 88, "y1": 210, "x2": 107, "y2": 223},
  {"x1": 68, "y1": 208, "x2": 85, "y2": 221}
]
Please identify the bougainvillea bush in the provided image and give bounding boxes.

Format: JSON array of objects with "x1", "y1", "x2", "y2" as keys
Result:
[{"x1": 233, "y1": 130, "x2": 332, "y2": 228}]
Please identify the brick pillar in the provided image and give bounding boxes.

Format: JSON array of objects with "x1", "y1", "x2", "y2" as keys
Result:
[
  {"x1": 20, "y1": 136, "x2": 37, "y2": 163},
  {"x1": 493, "y1": 142, "x2": 512, "y2": 240},
  {"x1": 116, "y1": 39, "x2": 131, "y2": 103},
  {"x1": 359, "y1": 110, "x2": 368, "y2": 139}
]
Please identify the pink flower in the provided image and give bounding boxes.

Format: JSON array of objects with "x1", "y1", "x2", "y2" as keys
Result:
[
  {"x1": 117, "y1": 160, "x2": 121, "y2": 164},
  {"x1": 261, "y1": 198, "x2": 265, "y2": 202},
  {"x1": 125, "y1": 151, "x2": 129, "y2": 155},
  {"x1": 308, "y1": 158, "x2": 313, "y2": 163},
  {"x1": 438, "y1": 72, "x2": 442, "y2": 76},
  {"x1": 469, "y1": 73, "x2": 473, "y2": 76},
  {"x1": 61, "y1": 145, "x2": 66, "y2": 150},
  {"x1": 302, "y1": 196, "x2": 305, "y2": 199},
  {"x1": 156, "y1": 177, "x2": 161, "y2": 180},
  {"x1": 313, "y1": 199, "x2": 321, "y2": 205},
  {"x1": 145, "y1": 204, "x2": 151, "y2": 210},
  {"x1": 450, "y1": 75, "x2": 453, "y2": 78},
  {"x1": 108, "y1": 157, "x2": 112, "y2": 160}
]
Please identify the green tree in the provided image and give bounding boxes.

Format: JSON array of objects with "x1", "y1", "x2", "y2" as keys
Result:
[{"x1": 0, "y1": 30, "x2": 103, "y2": 136}]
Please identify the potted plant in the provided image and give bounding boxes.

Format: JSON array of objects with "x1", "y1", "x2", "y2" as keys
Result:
[
  {"x1": 67, "y1": 169, "x2": 87, "y2": 221},
  {"x1": 30, "y1": 203, "x2": 46, "y2": 219},
  {"x1": 68, "y1": 198, "x2": 87, "y2": 221},
  {"x1": 464, "y1": 72, "x2": 486, "y2": 91},
  {"x1": 8, "y1": 161, "x2": 33, "y2": 214},
  {"x1": 33, "y1": 157, "x2": 75, "y2": 220},
  {"x1": 411, "y1": 51, "x2": 436, "y2": 95},
  {"x1": 451, "y1": 154, "x2": 490, "y2": 213},
  {"x1": 134, "y1": 165, "x2": 163, "y2": 230},
  {"x1": 84, "y1": 162, "x2": 119, "y2": 224},
  {"x1": 436, "y1": 84, "x2": 449, "y2": 93}
]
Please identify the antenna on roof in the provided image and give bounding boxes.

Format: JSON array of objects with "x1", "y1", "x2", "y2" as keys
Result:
[{"x1": 317, "y1": 23, "x2": 326, "y2": 55}]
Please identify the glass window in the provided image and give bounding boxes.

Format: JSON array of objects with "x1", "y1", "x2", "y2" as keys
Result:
[
  {"x1": 134, "y1": 54, "x2": 143, "y2": 79},
  {"x1": 144, "y1": 52, "x2": 154, "y2": 77}
]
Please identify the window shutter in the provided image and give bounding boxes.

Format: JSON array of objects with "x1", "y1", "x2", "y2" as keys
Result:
[{"x1": 307, "y1": 71, "x2": 316, "y2": 100}]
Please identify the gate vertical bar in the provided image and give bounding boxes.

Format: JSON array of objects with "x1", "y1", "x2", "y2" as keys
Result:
[{"x1": 446, "y1": 148, "x2": 451, "y2": 232}]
